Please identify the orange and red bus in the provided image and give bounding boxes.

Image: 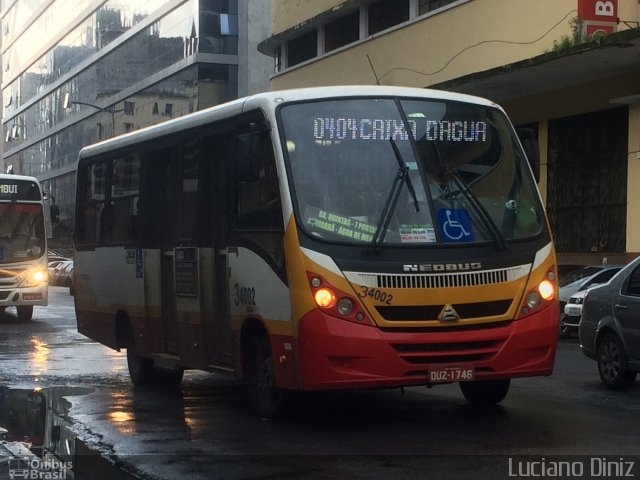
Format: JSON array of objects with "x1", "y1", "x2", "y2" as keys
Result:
[{"x1": 73, "y1": 86, "x2": 558, "y2": 415}]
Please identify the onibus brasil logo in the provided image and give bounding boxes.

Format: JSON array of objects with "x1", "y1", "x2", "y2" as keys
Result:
[{"x1": 8, "y1": 457, "x2": 72, "y2": 479}]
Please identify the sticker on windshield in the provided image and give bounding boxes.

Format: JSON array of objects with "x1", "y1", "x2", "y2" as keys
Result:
[
  {"x1": 303, "y1": 206, "x2": 376, "y2": 242},
  {"x1": 399, "y1": 225, "x2": 436, "y2": 243},
  {"x1": 438, "y1": 209, "x2": 475, "y2": 243}
]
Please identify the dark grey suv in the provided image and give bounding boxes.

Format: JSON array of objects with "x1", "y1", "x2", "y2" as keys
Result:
[{"x1": 579, "y1": 256, "x2": 640, "y2": 389}]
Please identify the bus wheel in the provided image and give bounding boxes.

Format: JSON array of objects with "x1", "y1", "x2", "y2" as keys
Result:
[
  {"x1": 17, "y1": 306, "x2": 33, "y2": 321},
  {"x1": 127, "y1": 347, "x2": 154, "y2": 387},
  {"x1": 246, "y1": 333, "x2": 285, "y2": 417},
  {"x1": 459, "y1": 379, "x2": 510, "y2": 405}
]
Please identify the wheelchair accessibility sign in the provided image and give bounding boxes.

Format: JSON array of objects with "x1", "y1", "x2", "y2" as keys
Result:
[{"x1": 438, "y1": 208, "x2": 474, "y2": 242}]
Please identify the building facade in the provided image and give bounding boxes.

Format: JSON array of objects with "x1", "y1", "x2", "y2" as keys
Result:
[
  {"x1": 1, "y1": 0, "x2": 271, "y2": 248},
  {"x1": 259, "y1": 0, "x2": 640, "y2": 267}
]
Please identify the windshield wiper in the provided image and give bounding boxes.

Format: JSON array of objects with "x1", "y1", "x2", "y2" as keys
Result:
[
  {"x1": 448, "y1": 169, "x2": 508, "y2": 251},
  {"x1": 371, "y1": 138, "x2": 420, "y2": 252}
]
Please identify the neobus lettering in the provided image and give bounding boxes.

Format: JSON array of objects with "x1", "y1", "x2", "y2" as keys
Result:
[
  {"x1": 0, "y1": 184, "x2": 18, "y2": 194},
  {"x1": 403, "y1": 262, "x2": 483, "y2": 272}
]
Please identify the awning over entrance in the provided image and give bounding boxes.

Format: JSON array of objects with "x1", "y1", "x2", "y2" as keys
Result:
[
  {"x1": 433, "y1": 28, "x2": 640, "y2": 105},
  {"x1": 434, "y1": 29, "x2": 640, "y2": 267}
]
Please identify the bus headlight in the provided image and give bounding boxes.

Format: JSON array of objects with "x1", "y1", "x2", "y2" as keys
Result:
[
  {"x1": 526, "y1": 292, "x2": 542, "y2": 309},
  {"x1": 519, "y1": 270, "x2": 557, "y2": 318},
  {"x1": 307, "y1": 272, "x2": 373, "y2": 325},
  {"x1": 19, "y1": 268, "x2": 48, "y2": 287},
  {"x1": 538, "y1": 279, "x2": 555, "y2": 300},
  {"x1": 337, "y1": 298, "x2": 354, "y2": 316},
  {"x1": 314, "y1": 288, "x2": 336, "y2": 308}
]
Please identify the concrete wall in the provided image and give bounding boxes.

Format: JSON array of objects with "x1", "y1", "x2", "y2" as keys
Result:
[
  {"x1": 269, "y1": 0, "x2": 582, "y2": 90},
  {"x1": 239, "y1": 0, "x2": 273, "y2": 95},
  {"x1": 272, "y1": 0, "x2": 344, "y2": 33}
]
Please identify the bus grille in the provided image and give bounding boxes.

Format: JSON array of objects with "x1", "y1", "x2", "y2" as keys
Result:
[
  {"x1": 0, "y1": 268, "x2": 20, "y2": 279},
  {"x1": 344, "y1": 265, "x2": 529, "y2": 289},
  {"x1": 391, "y1": 339, "x2": 505, "y2": 364},
  {"x1": 377, "y1": 270, "x2": 509, "y2": 289},
  {"x1": 376, "y1": 299, "x2": 512, "y2": 321},
  {"x1": 0, "y1": 268, "x2": 22, "y2": 287}
]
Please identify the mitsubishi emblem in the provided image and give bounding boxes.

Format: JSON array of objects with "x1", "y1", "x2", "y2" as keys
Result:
[{"x1": 439, "y1": 304, "x2": 460, "y2": 323}]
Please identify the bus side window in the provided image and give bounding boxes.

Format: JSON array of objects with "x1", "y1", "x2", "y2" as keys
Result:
[
  {"x1": 232, "y1": 130, "x2": 285, "y2": 273},
  {"x1": 77, "y1": 162, "x2": 107, "y2": 245},
  {"x1": 110, "y1": 154, "x2": 140, "y2": 243},
  {"x1": 137, "y1": 147, "x2": 177, "y2": 248},
  {"x1": 235, "y1": 133, "x2": 282, "y2": 231},
  {"x1": 178, "y1": 139, "x2": 201, "y2": 242}
]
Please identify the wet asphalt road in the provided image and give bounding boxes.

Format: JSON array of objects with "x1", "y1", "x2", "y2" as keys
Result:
[{"x1": 2, "y1": 287, "x2": 640, "y2": 480}]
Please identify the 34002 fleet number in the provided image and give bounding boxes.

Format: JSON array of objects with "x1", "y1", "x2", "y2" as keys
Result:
[
  {"x1": 358, "y1": 287, "x2": 393, "y2": 304},
  {"x1": 234, "y1": 283, "x2": 256, "y2": 306}
]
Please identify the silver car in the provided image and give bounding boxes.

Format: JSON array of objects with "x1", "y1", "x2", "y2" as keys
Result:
[
  {"x1": 559, "y1": 265, "x2": 623, "y2": 337},
  {"x1": 579, "y1": 256, "x2": 640, "y2": 389}
]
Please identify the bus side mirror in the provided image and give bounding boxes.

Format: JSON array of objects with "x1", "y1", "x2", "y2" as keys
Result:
[
  {"x1": 517, "y1": 128, "x2": 540, "y2": 183},
  {"x1": 50, "y1": 205, "x2": 60, "y2": 224}
]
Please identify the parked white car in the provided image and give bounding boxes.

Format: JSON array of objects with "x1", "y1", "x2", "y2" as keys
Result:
[
  {"x1": 561, "y1": 289, "x2": 589, "y2": 338},
  {"x1": 560, "y1": 266, "x2": 626, "y2": 338}
]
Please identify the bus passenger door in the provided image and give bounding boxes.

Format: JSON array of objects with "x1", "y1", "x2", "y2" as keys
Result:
[
  {"x1": 160, "y1": 248, "x2": 178, "y2": 354},
  {"x1": 212, "y1": 247, "x2": 232, "y2": 365}
]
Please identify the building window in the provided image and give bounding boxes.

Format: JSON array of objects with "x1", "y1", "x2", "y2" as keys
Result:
[
  {"x1": 274, "y1": 45, "x2": 282, "y2": 72},
  {"x1": 368, "y1": 0, "x2": 409, "y2": 35},
  {"x1": 124, "y1": 101, "x2": 135, "y2": 115},
  {"x1": 419, "y1": 0, "x2": 459, "y2": 15},
  {"x1": 287, "y1": 29, "x2": 317, "y2": 67},
  {"x1": 152, "y1": 103, "x2": 159, "y2": 115},
  {"x1": 325, "y1": 11, "x2": 359, "y2": 53},
  {"x1": 547, "y1": 108, "x2": 627, "y2": 253},
  {"x1": 164, "y1": 103, "x2": 173, "y2": 117}
]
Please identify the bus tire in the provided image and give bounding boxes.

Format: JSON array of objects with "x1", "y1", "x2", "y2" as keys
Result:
[
  {"x1": 127, "y1": 346, "x2": 154, "y2": 387},
  {"x1": 459, "y1": 379, "x2": 510, "y2": 405},
  {"x1": 246, "y1": 332, "x2": 286, "y2": 418},
  {"x1": 17, "y1": 306, "x2": 33, "y2": 321}
]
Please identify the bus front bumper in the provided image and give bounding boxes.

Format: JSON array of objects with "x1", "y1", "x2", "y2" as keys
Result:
[
  {"x1": 0, "y1": 285, "x2": 48, "y2": 307},
  {"x1": 296, "y1": 306, "x2": 558, "y2": 391}
]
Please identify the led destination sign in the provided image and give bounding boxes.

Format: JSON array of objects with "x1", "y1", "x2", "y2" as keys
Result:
[
  {"x1": 0, "y1": 180, "x2": 41, "y2": 201},
  {"x1": 313, "y1": 117, "x2": 487, "y2": 143}
]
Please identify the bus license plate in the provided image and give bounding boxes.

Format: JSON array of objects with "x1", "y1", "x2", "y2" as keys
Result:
[
  {"x1": 22, "y1": 293, "x2": 42, "y2": 301},
  {"x1": 429, "y1": 366, "x2": 475, "y2": 383}
]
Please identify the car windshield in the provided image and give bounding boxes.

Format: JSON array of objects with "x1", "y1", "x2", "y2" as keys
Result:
[
  {"x1": 0, "y1": 203, "x2": 45, "y2": 262},
  {"x1": 559, "y1": 266, "x2": 605, "y2": 287},
  {"x1": 280, "y1": 97, "x2": 544, "y2": 246}
]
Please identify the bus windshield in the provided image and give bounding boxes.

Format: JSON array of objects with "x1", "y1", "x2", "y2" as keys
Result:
[
  {"x1": 0, "y1": 203, "x2": 45, "y2": 262},
  {"x1": 280, "y1": 97, "x2": 544, "y2": 246}
]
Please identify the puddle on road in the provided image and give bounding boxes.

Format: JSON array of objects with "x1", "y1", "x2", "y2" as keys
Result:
[{"x1": 0, "y1": 385, "x2": 137, "y2": 480}]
